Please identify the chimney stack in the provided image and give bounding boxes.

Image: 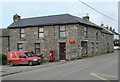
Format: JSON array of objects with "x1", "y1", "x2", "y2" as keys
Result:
[
  {"x1": 110, "y1": 26, "x2": 112, "y2": 31},
  {"x1": 101, "y1": 22, "x2": 104, "y2": 27},
  {"x1": 106, "y1": 25, "x2": 108, "y2": 29},
  {"x1": 83, "y1": 13, "x2": 89, "y2": 21},
  {"x1": 113, "y1": 29, "x2": 115, "y2": 32},
  {"x1": 13, "y1": 13, "x2": 21, "y2": 22}
]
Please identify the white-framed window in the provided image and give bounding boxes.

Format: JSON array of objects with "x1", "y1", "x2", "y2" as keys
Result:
[
  {"x1": 59, "y1": 25, "x2": 66, "y2": 37},
  {"x1": 17, "y1": 43, "x2": 23, "y2": 51},
  {"x1": 83, "y1": 26, "x2": 88, "y2": 38},
  {"x1": 20, "y1": 28, "x2": 25, "y2": 39},
  {"x1": 38, "y1": 27, "x2": 44, "y2": 38},
  {"x1": 35, "y1": 43, "x2": 40, "y2": 54},
  {"x1": 96, "y1": 42, "x2": 98, "y2": 53},
  {"x1": 96, "y1": 29, "x2": 99, "y2": 40}
]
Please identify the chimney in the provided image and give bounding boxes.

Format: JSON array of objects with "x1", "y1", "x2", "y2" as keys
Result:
[
  {"x1": 113, "y1": 29, "x2": 115, "y2": 32},
  {"x1": 106, "y1": 25, "x2": 108, "y2": 29},
  {"x1": 83, "y1": 13, "x2": 89, "y2": 21},
  {"x1": 13, "y1": 13, "x2": 21, "y2": 22},
  {"x1": 101, "y1": 22, "x2": 104, "y2": 27},
  {"x1": 110, "y1": 26, "x2": 112, "y2": 31}
]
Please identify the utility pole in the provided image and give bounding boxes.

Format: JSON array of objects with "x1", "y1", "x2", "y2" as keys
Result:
[{"x1": 118, "y1": 1, "x2": 120, "y2": 48}]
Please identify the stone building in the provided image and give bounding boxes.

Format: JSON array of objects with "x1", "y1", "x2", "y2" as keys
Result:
[
  {"x1": 8, "y1": 14, "x2": 114, "y2": 61},
  {"x1": 100, "y1": 25, "x2": 114, "y2": 53},
  {"x1": 0, "y1": 28, "x2": 10, "y2": 55}
]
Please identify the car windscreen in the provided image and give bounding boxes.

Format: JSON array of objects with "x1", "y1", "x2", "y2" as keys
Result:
[{"x1": 25, "y1": 52, "x2": 35, "y2": 57}]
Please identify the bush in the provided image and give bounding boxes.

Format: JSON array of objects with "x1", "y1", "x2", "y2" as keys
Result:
[{"x1": 0, "y1": 54, "x2": 7, "y2": 65}]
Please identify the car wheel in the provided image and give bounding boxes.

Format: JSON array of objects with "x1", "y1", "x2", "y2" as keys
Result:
[
  {"x1": 9, "y1": 61, "x2": 14, "y2": 67},
  {"x1": 29, "y1": 61, "x2": 33, "y2": 66},
  {"x1": 38, "y1": 62, "x2": 41, "y2": 65}
]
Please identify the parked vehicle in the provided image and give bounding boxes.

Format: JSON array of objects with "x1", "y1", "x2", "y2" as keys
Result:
[{"x1": 7, "y1": 50, "x2": 42, "y2": 66}]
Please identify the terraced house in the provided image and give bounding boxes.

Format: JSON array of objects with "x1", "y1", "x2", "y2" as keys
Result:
[
  {"x1": 8, "y1": 13, "x2": 114, "y2": 61},
  {"x1": 0, "y1": 28, "x2": 10, "y2": 54}
]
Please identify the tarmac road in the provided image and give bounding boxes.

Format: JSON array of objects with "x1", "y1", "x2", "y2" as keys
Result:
[{"x1": 2, "y1": 50, "x2": 118, "y2": 80}]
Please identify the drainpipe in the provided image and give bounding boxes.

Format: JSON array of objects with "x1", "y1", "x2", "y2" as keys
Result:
[
  {"x1": 53, "y1": 24, "x2": 55, "y2": 61},
  {"x1": 8, "y1": 36, "x2": 10, "y2": 52}
]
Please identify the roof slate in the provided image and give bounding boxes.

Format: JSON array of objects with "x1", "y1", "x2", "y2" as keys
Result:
[
  {"x1": 8, "y1": 14, "x2": 101, "y2": 29},
  {"x1": 101, "y1": 27, "x2": 114, "y2": 35}
]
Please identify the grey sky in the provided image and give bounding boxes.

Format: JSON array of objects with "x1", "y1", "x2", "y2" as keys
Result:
[{"x1": 0, "y1": 0, "x2": 119, "y2": 32}]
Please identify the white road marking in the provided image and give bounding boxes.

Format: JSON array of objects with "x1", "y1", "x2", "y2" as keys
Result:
[
  {"x1": 90, "y1": 73, "x2": 107, "y2": 81},
  {"x1": 90, "y1": 73, "x2": 118, "y2": 82},
  {"x1": 94, "y1": 73, "x2": 118, "y2": 78}
]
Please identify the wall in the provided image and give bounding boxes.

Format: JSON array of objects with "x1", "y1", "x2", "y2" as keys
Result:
[{"x1": 9, "y1": 24, "x2": 114, "y2": 61}]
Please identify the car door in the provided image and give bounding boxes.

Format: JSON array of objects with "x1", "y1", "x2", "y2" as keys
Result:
[{"x1": 19, "y1": 54, "x2": 28, "y2": 64}]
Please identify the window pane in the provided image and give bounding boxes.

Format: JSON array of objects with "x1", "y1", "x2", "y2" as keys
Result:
[
  {"x1": 18, "y1": 43, "x2": 23, "y2": 50},
  {"x1": 84, "y1": 27, "x2": 87, "y2": 31},
  {"x1": 96, "y1": 29, "x2": 98, "y2": 35},
  {"x1": 35, "y1": 43, "x2": 40, "y2": 54},
  {"x1": 96, "y1": 43, "x2": 98, "y2": 52},
  {"x1": 19, "y1": 44, "x2": 22, "y2": 48},
  {"x1": 21, "y1": 29, "x2": 25, "y2": 33},
  {"x1": 35, "y1": 43, "x2": 40, "y2": 48},
  {"x1": 39, "y1": 33, "x2": 44, "y2": 37},
  {"x1": 60, "y1": 32, "x2": 65, "y2": 37},
  {"x1": 39, "y1": 28, "x2": 43, "y2": 32},
  {"x1": 60, "y1": 26, "x2": 65, "y2": 31},
  {"x1": 20, "y1": 54, "x2": 25, "y2": 58},
  {"x1": 21, "y1": 34, "x2": 25, "y2": 38},
  {"x1": 84, "y1": 32, "x2": 87, "y2": 38}
]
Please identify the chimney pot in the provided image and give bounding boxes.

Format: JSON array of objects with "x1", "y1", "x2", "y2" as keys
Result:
[
  {"x1": 13, "y1": 13, "x2": 21, "y2": 22},
  {"x1": 113, "y1": 29, "x2": 115, "y2": 32},
  {"x1": 106, "y1": 25, "x2": 108, "y2": 29},
  {"x1": 110, "y1": 27, "x2": 112, "y2": 31},
  {"x1": 83, "y1": 13, "x2": 89, "y2": 20},
  {"x1": 101, "y1": 22, "x2": 104, "y2": 26}
]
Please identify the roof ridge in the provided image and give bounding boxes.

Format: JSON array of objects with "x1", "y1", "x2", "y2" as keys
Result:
[{"x1": 20, "y1": 13, "x2": 71, "y2": 20}]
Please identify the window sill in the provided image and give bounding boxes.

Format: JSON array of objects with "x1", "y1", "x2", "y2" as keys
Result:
[
  {"x1": 59, "y1": 37, "x2": 66, "y2": 39},
  {"x1": 20, "y1": 38, "x2": 26, "y2": 41}
]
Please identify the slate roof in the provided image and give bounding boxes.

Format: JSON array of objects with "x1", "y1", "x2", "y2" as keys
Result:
[
  {"x1": 8, "y1": 14, "x2": 101, "y2": 29},
  {"x1": 101, "y1": 27, "x2": 114, "y2": 35},
  {"x1": 112, "y1": 31, "x2": 120, "y2": 35},
  {"x1": 0, "y1": 28, "x2": 9, "y2": 37}
]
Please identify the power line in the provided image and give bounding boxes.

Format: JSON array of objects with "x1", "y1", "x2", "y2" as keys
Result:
[{"x1": 78, "y1": 0, "x2": 120, "y2": 22}]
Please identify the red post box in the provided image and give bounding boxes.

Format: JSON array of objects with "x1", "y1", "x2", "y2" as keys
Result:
[{"x1": 49, "y1": 50, "x2": 54, "y2": 62}]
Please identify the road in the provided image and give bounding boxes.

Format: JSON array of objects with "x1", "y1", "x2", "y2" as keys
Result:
[{"x1": 2, "y1": 50, "x2": 118, "y2": 80}]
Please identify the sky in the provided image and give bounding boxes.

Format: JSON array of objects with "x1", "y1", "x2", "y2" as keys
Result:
[{"x1": 0, "y1": 0, "x2": 119, "y2": 32}]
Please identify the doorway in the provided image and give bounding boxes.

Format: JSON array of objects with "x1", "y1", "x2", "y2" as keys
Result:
[
  {"x1": 59, "y1": 43, "x2": 66, "y2": 60},
  {"x1": 91, "y1": 42, "x2": 94, "y2": 54},
  {"x1": 81, "y1": 41, "x2": 87, "y2": 56},
  {"x1": 107, "y1": 43, "x2": 109, "y2": 53}
]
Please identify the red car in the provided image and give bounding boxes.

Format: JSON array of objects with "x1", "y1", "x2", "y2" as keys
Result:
[{"x1": 7, "y1": 50, "x2": 42, "y2": 66}]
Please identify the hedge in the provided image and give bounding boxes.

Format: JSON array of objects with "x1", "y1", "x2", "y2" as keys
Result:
[{"x1": 0, "y1": 54, "x2": 7, "y2": 65}]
